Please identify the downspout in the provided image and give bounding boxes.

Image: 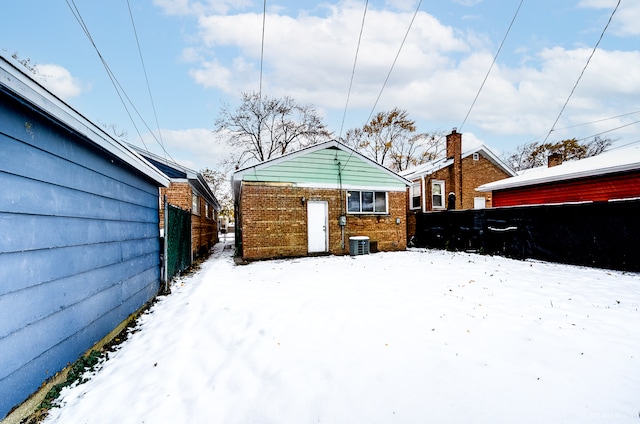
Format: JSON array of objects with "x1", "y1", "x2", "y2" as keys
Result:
[{"x1": 421, "y1": 175, "x2": 426, "y2": 212}]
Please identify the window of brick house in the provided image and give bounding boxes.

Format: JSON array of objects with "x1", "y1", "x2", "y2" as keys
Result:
[
  {"x1": 347, "y1": 190, "x2": 388, "y2": 214},
  {"x1": 410, "y1": 182, "x2": 421, "y2": 210},
  {"x1": 205, "y1": 203, "x2": 210, "y2": 219},
  {"x1": 192, "y1": 193, "x2": 200, "y2": 215},
  {"x1": 432, "y1": 180, "x2": 445, "y2": 209}
]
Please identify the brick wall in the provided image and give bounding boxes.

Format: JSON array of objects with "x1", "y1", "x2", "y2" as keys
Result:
[
  {"x1": 160, "y1": 181, "x2": 218, "y2": 259},
  {"x1": 459, "y1": 154, "x2": 512, "y2": 209},
  {"x1": 240, "y1": 182, "x2": 407, "y2": 260},
  {"x1": 405, "y1": 152, "x2": 513, "y2": 241}
]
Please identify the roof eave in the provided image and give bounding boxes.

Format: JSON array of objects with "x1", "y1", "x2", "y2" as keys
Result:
[{"x1": 0, "y1": 55, "x2": 169, "y2": 187}]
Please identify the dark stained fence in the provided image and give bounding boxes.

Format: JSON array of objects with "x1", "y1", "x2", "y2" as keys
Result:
[
  {"x1": 413, "y1": 199, "x2": 640, "y2": 272},
  {"x1": 164, "y1": 203, "x2": 192, "y2": 283}
]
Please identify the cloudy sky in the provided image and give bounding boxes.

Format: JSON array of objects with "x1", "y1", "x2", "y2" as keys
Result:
[{"x1": 2, "y1": 0, "x2": 639, "y2": 171}]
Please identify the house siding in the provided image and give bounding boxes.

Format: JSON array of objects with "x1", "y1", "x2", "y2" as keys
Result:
[
  {"x1": 492, "y1": 171, "x2": 640, "y2": 207},
  {"x1": 239, "y1": 183, "x2": 406, "y2": 260},
  {"x1": 160, "y1": 182, "x2": 218, "y2": 259},
  {"x1": 241, "y1": 147, "x2": 407, "y2": 190},
  {"x1": 0, "y1": 88, "x2": 161, "y2": 419}
]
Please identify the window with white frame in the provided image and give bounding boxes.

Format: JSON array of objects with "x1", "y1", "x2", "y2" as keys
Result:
[
  {"x1": 192, "y1": 193, "x2": 200, "y2": 215},
  {"x1": 432, "y1": 180, "x2": 445, "y2": 209},
  {"x1": 205, "y1": 203, "x2": 210, "y2": 219},
  {"x1": 347, "y1": 190, "x2": 388, "y2": 214},
  {"x1": 410, "y1": 182, "x2": 421, "y2": 210}
]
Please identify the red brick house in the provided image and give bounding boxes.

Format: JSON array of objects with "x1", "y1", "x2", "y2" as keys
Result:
[
  {"x1": 400, "y1": 129, "x2": 515, "y2": 240},
  {"x1": 476, "y1": 144, "x2": 640, "y2": 207},
  {"x1": 129, "y1": 145, "x2": 221, "y2": 259},
  {"x1": 232, "y1": 140, "x2": 411, "y2": 261}
]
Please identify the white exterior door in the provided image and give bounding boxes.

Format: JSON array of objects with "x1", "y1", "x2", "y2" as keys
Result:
[
  {"x1": 474, "y1": 197, "x2": 487, "y2": 209},
  {"x1": 307, "y1": 201, "x2": 328, "y2": 253}
]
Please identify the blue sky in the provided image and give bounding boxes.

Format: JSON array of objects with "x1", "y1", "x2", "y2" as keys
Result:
[{"x1": 3, "y1": 0, "x2": 639, "y2": 172}]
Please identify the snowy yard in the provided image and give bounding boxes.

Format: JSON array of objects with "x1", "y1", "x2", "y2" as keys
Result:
[{"x1": 45, "y1": 242, "x2": 640, "y2": 424}]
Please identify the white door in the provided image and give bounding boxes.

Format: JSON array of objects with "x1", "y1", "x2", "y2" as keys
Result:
[
  {"x1": 307, "y1": 201, "x2": 328, "y2": 253},
  {"x1": 474, "y1": 197, "x2": 487, "y2": 209}
]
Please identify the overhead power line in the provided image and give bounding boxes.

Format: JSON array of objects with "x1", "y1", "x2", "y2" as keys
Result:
[
  {"x1": 339, "y1": 0, "x2": 369, "y2": 139},
  {"x1": 365, "y1": 0, "x2": 423, "y2": 126},
  {"x1": 65, "y1": 0, "x2": 173, "y2": 160},
  {"x1": 542, "y1": 0, "x2": 621, "y2": 144},
  {"x1": 259, "y1": 0, "x2": 267, "y2": 103},
  {"x1": 459, "y1": 0, "x2": 524, "y2": 131},
  {"x1": 522, "y1": 109, "x2": 640, "y2": 145},
  {"x1": 126, "y1": 0, "x2": 169, "y2": 159},
  {"x1": 340, "y1": 0, "x2": 423, "y2": 173}
]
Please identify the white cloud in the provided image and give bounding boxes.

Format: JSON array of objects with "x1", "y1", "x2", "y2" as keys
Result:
[
  {"x1": 153, "y1": 0, "x2": 252, "y2": 16},
  {"x1": 189, "y1": 60, "x2": 237, "y2": 92},
  {"x1": 163, "y1": 1, "x2": 640, "y2": 151},
  {"x1": 33, "y1": 64, "x2": 89, "y2": 100},
  {"x1": 383, "y1": 0, "x2": 420, "y2": 12},
  {"x1": 579, "y1": 0, "x2": 640, "y2": 36},
  {"x1": 138, "y1": 128, "x2": 234, "y2": 171},
  {"x1": 190, "y1": 5, "x2": 467, "y2": 109},
  {"x1": 452, "y1": 0, "x2": 484, "y2": 6}
]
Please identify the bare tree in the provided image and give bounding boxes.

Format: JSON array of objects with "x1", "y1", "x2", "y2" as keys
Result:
[
  {"x1": 503, "y1": 136, "x2": 614, "y2": 172},
  {"x1": 390, "y1": 130, "x2": 446, "y2": 172},
  {"x1": 215, "y1": 92, "x2": 332, "y2": 167},
  {"x1": 342, "y1": 108, "x2": 444, "y2": 172},
  {"x1": 200, "y1": 167, "x2": 233, "y2": 219}
]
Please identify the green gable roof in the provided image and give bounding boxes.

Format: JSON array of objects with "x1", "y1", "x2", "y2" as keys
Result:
[{"x1": 233, "y1": 141, "x2": 410, "y2": 192}]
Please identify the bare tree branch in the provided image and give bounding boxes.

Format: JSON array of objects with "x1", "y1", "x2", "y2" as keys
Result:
[{"x1": 215, "y1": 92, "x2": 332, "y2": 168}]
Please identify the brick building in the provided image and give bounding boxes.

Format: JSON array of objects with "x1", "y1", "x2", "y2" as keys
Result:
[
  {"x1": 128, "y1": 146, "x2": 221, "y2": 259},
  {"x1": 233, "y1": 140, "x2": 410, "y2": 261},
  {"x1": 401, "y1": 129, "x2": 515, "y2": 240}
]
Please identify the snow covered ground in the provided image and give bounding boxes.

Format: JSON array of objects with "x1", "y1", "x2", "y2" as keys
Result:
[{"x1": 44, "y1": 240, "x2": 640, "y2": 424}]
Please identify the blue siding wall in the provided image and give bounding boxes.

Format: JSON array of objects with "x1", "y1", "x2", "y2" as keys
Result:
[{"x1": 0, "y1": 92, "x2": 162, "y2": 418}]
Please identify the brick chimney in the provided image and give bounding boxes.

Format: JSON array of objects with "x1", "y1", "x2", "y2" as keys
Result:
[
  {"x1": 446, "y1": 128, "x2": 462, "y2": 209},
  {"x1": 548, "y1": 153, "x2": 563, "y2": 167},
  {"x1": 446, "y1": 127, "x2": 462, "y2": 159}
]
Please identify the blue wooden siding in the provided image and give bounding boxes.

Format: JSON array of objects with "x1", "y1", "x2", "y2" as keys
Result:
[{"x1": 0, "y1": 89, "x2": 162, "y2": 418}]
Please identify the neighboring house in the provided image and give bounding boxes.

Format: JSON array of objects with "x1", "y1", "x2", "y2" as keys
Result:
[
  {"x1": 232, "y1": 140, "x2": 411, "y2": 260},
  {"x1": 128, "y1": 145, "x2": 221, "y2": 259},
  {"x1": 0, "y1": 55, "x2": 169, "y2": 419},
  {"x1": 476, "y1": 144, "x2": 640, "y2": 207},
  {"x1": 400, "y1": 129, "x2": 515, "y2": 240}
]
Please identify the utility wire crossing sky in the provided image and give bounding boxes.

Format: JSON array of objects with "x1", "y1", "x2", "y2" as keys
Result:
[{"x1": 3, "y1": 0, "x2": 640, "y2": 171}]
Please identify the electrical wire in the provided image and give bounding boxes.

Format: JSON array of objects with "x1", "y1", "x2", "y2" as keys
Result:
[
  {"x1": 542, "y1": 0, "x2": 621, "y2": 144},
  {"x1": 127, "y1": 0, "x2": 167, "y2": 158},
  {"x1": 340, "y1": 0, "x2": 423, "y2": 173},
  {"x1": 259, "y1": 0, "x2": 267, "y2": 104},
  {"x1": 339, "y1": 0, "x2": 368, "y2": 140},
  {"x1": 365, "y1": 0, "x2": 423, "y2": 126},
  {"x1": 65, "y1": 0, "x2": 175, "y2": 160},
  {"x1": 459, "y1": 0, "x2": 524, "y2": 131},
  {"x1": 556, "y1": 109, "x2": 640, "y2": 131},
  {"x1": 575, "y1": 118, "x2": 640, "y2": 142},
  {"x1": 65, "y1": 0, "x2": 147, "y2": 147}
]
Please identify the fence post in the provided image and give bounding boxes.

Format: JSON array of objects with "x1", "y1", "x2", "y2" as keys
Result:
[{"x1": 162, "y1": 195, "x2": 169, "y2": 293}]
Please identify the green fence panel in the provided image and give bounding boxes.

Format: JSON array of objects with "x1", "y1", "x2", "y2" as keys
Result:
[{"x1": 166, "y1": 204, "x2": 191, "y2": 281}]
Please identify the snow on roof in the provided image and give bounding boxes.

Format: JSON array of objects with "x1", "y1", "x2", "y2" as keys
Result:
[
  {"x1": 233, "y1": 139, "x2": 412, "y2": 186},
  {"x1": 400, "y1": 143, "x2": 515, "y2": 181},
  {"x1": 477, "y1": 144, "x2": 640, "y2": 192}
]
